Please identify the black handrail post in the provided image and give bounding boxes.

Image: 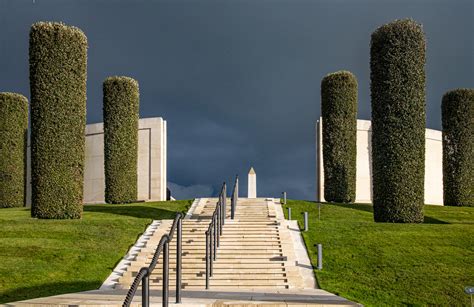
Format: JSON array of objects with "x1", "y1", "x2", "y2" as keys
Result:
[
  {"x1": 220, "y1": 200, "x2": 224, "y2": 234},
  {"x1": 205, "y1": 230, "x2": 209, "y2": 289},
  {"x1": 235, "y1": 175, "x2": 239, "y2": 203},
  {"x1": 213, "y1": 215, "x2": 217, "y2": 260},
  {"x1": 209, "y1": 225, "x2": 213, "y2": 276},
  {"x1": 142, "y1": 268, "x2": 150, "y2": 307},
  {"x1": 223, "y1": 182, "x2": 227, "y2": 220},
  {"x1": 176, "y1": 218, "x2": 182, "y2": 303},
  {"x1": 163, "y1": 239, "x2": 169, "y2": 307},
  {"x1": 230, "y1": 192, "x2": 235, "y2": 220},
  {"x1": 216, "y1": 207, "x2": 220, "y2": 247}
]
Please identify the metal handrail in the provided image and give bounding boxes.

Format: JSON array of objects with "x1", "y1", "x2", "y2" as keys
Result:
[
  {"x1": 123, "y1": 267, "x2": 150, "y2": 307},
  {"x1": 123, "y1": 212, "x2": 183, "y2": 307},
  {"x1": 205, "y1": 181, "x2": 231, "y2": 289},
  {"x1": 230, "y1": 175, "x2": 239, "y2": 219}
]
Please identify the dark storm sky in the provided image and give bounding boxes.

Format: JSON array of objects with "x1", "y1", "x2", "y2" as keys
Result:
[{"x1": 1, "y1": 0, "x2": 473, "y2": 200}]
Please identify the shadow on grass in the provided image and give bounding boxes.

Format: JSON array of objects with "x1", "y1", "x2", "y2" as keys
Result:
[
  {"x1": 330, "y1": 203, "x2": 373, "y2": 213},
  {"x1": 422, "y1": 216, "x2": 450, "y2": 224},
  {"x1": 0, "y1": 280, "x2": 102, "y2": 305},
  {"x1": 84, "y1": 205, "x2": 181, "y2": 220},
  {"x1": 329, "y1": 203, "x2": 449, "y2": 224}
]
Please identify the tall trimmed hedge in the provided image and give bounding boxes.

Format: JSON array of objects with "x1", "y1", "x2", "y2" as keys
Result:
[
  {"x1": 29, "y1": 22, "x2": 87, "y2": 219},
  {"x1": 321, "y1": 71, "x2": 358, "y2": 203},
  {"x1": 370, "y1": 19, "x2": 426, "y2": 223},
  {"x1": 442, "y1": 89, "x2": 474, "y2": 207},
  {"x1": 0, "y1": 93, "x2": 28, "y2": 208},
  {"x1": 103, "y1": 77, "x2": 139, "y2": 204}
]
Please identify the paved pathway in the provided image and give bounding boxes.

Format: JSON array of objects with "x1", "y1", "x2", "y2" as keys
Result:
[{"x1": 6, "y1": 198, "x2": 358, "y2": 306}]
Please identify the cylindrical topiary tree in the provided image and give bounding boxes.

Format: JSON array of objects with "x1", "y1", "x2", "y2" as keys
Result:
[
  {"x1": 29, "y1": 22, "x2": 87, "y2": 219},
  {"x1": 321, "y1": 71, "x2": 358, "y2": 203},
  {"x1": 103, "y1": 76, "x2": 139, "y2": 204},
  {"x1": 442, "y1": 88, "x2": 474, "y2": 207},
  {"x1": 0, "y1": 93, "x2": 28, "y2": 208},
  {"x1": 370, "y1": 19, "x2": 426, "y2": 223}
]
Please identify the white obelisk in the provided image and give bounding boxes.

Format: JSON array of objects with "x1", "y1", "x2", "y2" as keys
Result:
[{"x1": 248, "y1": 167, "x2": 257, "y2": 198}]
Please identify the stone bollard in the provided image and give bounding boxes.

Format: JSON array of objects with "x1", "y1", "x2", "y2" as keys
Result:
[
  {"x1": 281, "y1": 192, "x2": 287, "y2": 205},
  {"x1": 304, "y1": 212, "x2": 308, "y2": 231},
  {"x1": 317, "y1": 244, "x2": 323, "y2": 270}
]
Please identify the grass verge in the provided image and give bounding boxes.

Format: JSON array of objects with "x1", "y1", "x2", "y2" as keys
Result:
[
  {"x1": 0, "y1": 200, "x2": 192, "y2": 303},
  {"x1": 282, "y1": 200, "x2": 474, "y2": 306}
]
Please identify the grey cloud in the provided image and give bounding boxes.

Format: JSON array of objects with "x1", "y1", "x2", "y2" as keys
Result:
[
  {"x1": 168, "y1": 182, "x2": 214, "y2": 200},
  {"x1": 1, "y1": 0, "x2": 472, "y2": 201}
]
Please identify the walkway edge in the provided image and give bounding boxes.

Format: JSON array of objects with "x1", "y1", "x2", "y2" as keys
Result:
[{"x1": 99, "y1": 220, "x2": 161, "y2": 290}]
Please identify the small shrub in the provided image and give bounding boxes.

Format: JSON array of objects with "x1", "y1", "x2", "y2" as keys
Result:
[
  {"x1": 0, "y1": 93, "x2": 28, "y2": 208},
  {"x1": 29, "y1": 22, "x2": 87, "y2": 219},
  {"x1": 442, "y1": 88, "x2": 474, "y2": 207},
  {"x1": 321, "y1": 71, "x2": 358, "y2": 203},
  {"x1": 370, "y1": 19, "x2": 426, "y2": 223},
  {"x1": 103, "y1": 76, "x2": 139, "y2": 204}
]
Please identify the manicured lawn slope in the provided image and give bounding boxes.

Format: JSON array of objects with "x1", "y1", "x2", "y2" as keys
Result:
[
  {"x1": 0, "y1": 200, "x2": 192, "y2": 303},
  {"x1": 283, "y1": 200, "x2": 474, "y2": 306}
]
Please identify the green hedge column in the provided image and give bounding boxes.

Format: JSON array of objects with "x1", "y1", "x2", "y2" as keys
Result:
[
  {"x1": 103, "y1": 77, "x2": 139, "y2": 204},
  {"x1": 370, "y1": 19, "x2": 426, "y2": 223},
  {"x1": 29, "y1": 22, "x2": 87, "y2": 219},
  {"x1": 0, "y1": 93, "x2": 28, "y2": 208},
  {"x1": 442, "y1": 89, "x2": 474, "y2": 207},
  {"x1": 321, "y1": 71, "x2": 358, "y2": 203}
]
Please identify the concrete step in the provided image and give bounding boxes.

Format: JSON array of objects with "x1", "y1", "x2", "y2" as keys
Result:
[
  {"x1": 146, "y1": 255, "x2": 283, "y2": 261},
  {"x1": 150, "y1": 277, "x2": 287, "y2": 289},
  {"x1": 139, "y1": 262, "x2": 285, "y2": 269},
  {"x1": 147, "y1": 268, "x2": 286, "y2": 274},
  {"x1": 172, "y1": 284, "x2": 289, "y2": 290},
  {"x1": 149, "y1": 251, "x2": 283, "y2": 257},
  {"x1": 143, "y1": 259, "x2": 286, "y2": 265}
]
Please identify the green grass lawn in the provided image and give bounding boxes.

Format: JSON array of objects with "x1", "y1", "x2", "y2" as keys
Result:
[
  {"x1": 0, "y1": 200, "x2": 192, "y2": 304},
  {"x1": 282, "y1": 200, "x2": 474, "y2": 306}
]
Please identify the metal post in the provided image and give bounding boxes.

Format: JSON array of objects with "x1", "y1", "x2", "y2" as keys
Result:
[
  {"x1": 283, "y1": 192, "x2": 287, "y2": 204},
  {"x1": 205, "y1": 230, "x2": 209, "y2": 289},
  {"x1": 231, "y1": 191, "x2": 235, "y2": 220},
  {"x1": 209, "y1": 225, "x2": 213, "y2": 276},
  {"x1": 176, "y1": 218, "x2": 182, "y2": 303},
  {"x1": 223, "y1": 182, "x2": 227, "y2": 220},
  {"x1": 288, "y1": 207, "x2": 291, "y2": 220},
  {"x1": 304, "y1": 212, "x2": 308, "y2": 231},
  {"x1": 221, "y1": 192, "x2": 225, "y2": 228},
  {"x1": 216, "y1": 208, "x2": 220, "y2": 247},
  {"x1": 221, "y1": 198, "x2": 225, "y2": 229},
  {"x1": 142, "y1": 269, "x2": 149, "y2": 307},
  {"x1": 235, "y1": 176, "x2": 239, "y2": 203},
  {"x1": 213, "y1": 215, "x2": 217, "y2": 260},
  {"x1": 317, "y1": 244, "x2": 323, "y2": 270},
  {"x1": 163, "y1": 240, "x2": 169, "y2": 307}
]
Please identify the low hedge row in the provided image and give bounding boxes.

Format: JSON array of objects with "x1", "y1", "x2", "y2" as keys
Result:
[
  {"x1": 29, "y1": 22, "x2": 87, "y2": 219},
  {"x1": 103, "y1": 76, "x2": 139, "y2": 204},
  {"x1": 321, "y1": 71, "x2": 358, "y2": 203},
  {"x1": 442, "y1": 88, "x2": 473, "y2": 207},
  {"x1": 0, "y1": 93, "x2": 28, "y2": 208}
]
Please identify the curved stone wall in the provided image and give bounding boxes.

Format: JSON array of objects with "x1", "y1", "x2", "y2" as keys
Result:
[{"x1": 317, "y1": 118, "x2": 443, "y2": 205}]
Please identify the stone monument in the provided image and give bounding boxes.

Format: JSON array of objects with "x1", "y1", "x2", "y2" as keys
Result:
[{"x1": 248, "y1": 167, "x2": 256, "y2": 198}]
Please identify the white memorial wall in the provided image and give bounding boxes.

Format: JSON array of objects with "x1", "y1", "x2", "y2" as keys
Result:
[
  {"x1": 316, "y1": 118, "x2": 443, "y2": 205},
  {"x1": 26, "y1": 117, "x2": 167, "y2": 205}
]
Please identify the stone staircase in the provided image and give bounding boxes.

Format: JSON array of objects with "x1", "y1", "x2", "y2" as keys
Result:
[
  {"x1": 9, "y1": 198, "x2": 357, "y2": 306},
  {"x1": 116, "y1": 197, "x2": 304, "y2": 291}
]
